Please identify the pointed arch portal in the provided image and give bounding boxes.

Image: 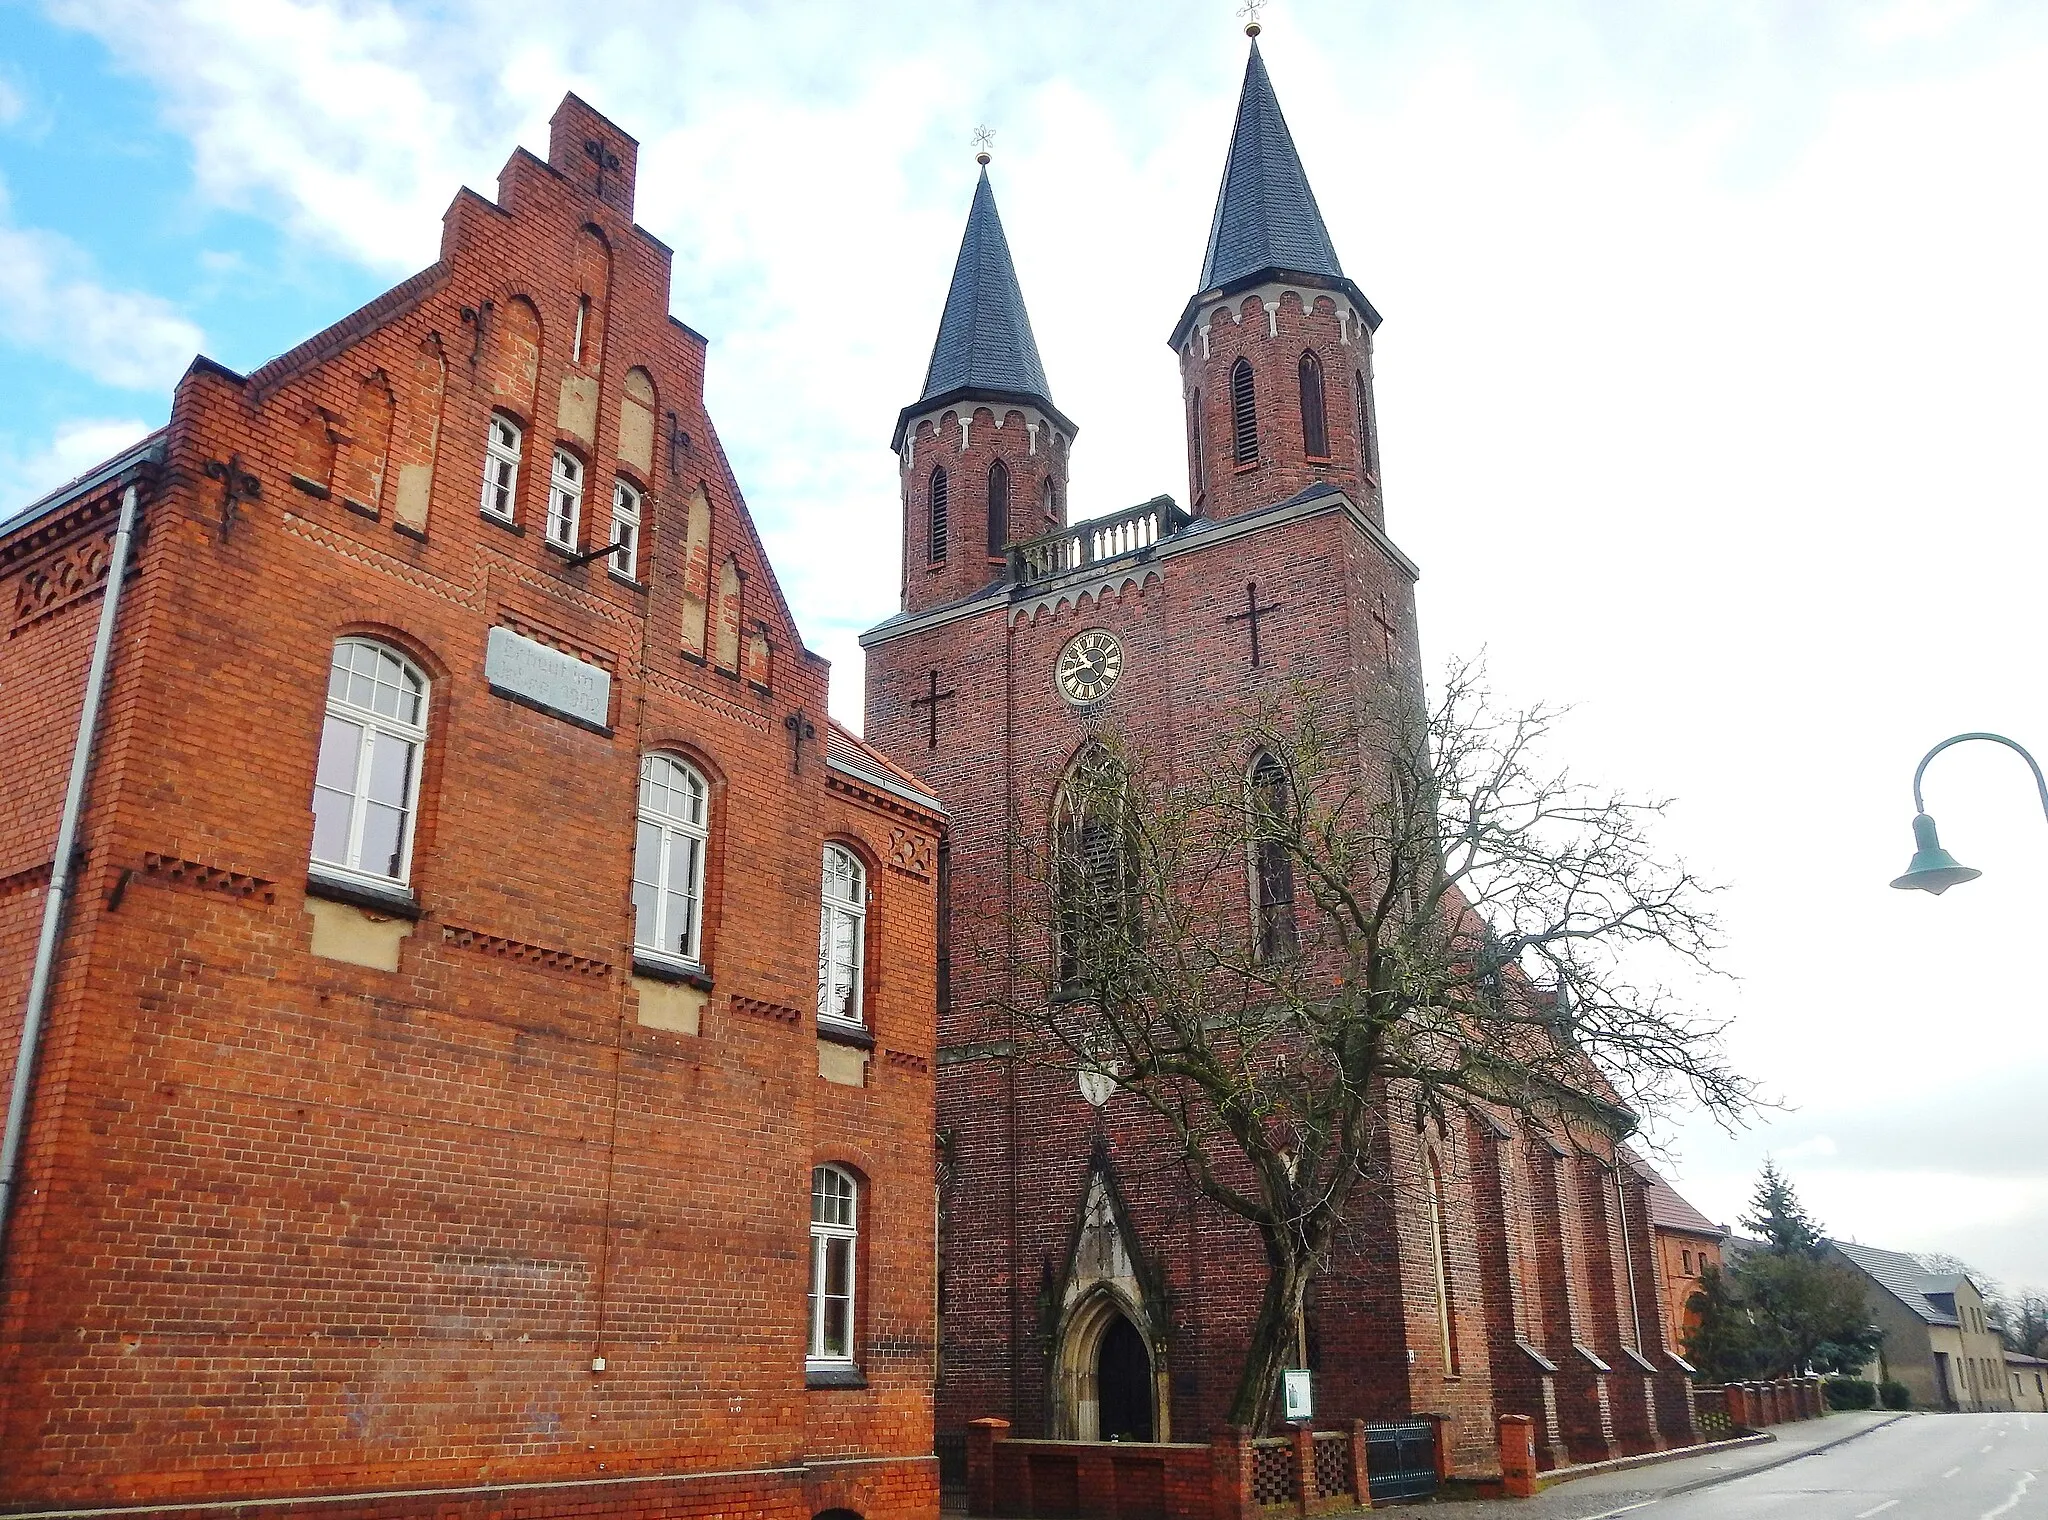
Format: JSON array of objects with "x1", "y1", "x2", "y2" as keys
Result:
[{"x1": 1049, "y1": 1167, "x2": 1169, "y2": 1441}]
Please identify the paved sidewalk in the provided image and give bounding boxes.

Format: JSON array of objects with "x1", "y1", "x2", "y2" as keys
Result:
[{"x1": 1374, "y1": 1410, "x2": 1905, "y2": 1516}]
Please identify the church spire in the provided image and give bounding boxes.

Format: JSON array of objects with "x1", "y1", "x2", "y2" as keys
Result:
[
  {"x1": 894, "y1": 161, "x2": 1077, "y2": 616},
  {"x1": 1197, "y1": 41, "x2": 1343, "y2": 294},
  {"x1": 1173, "y1": 38, "x2": 1386, "y2": 527},
  {"x1": 893, "y1": 168, "x2": 1071, "y2": 451}
]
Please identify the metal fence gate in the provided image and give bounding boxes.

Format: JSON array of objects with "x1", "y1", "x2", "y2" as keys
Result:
[{"x1": 1364, "y1": 1419, "x2": 1438, "y2": 1503}]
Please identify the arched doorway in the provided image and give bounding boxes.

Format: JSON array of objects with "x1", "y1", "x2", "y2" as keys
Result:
[
  {"x1": 1097, "y1": 1313, "x2": 1154, "y2": 1442},
  {"x1": 1051, "y1": 1287, "x2": 1166, "y2": 1441}
]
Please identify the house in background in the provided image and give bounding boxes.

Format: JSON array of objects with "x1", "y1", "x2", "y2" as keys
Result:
[
  {"x1": 1623, "y1": 1151, "x2": 1727, "y2": 1362},
  {"x1": 2006, "y1": 1352, "x2": 2048, "y2": 1413},
  {"x1": 1829, "y1": 1241, "x2": 2012, "y2": 1410}
]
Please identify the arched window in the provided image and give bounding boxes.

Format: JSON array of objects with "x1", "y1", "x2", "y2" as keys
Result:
[
  {"x1": 809, "y1": 1165, "x2": 859, "y2": 1366},
  {"x1": 986, "y1": 459, "x2": 1010, "y2": 557},
  {"x1": 1298, "y1": 350, "x2": 1328, "y2": 458},
  {"x1": 1428, "y1": 1154, "x2": 1461, "y2": 1374},
  {"x1": 1355, "y1": 369, "x2": 1377, "y2": 480},
  {"x1": 818, "y1": 844, "x2": 867, "y2": 1027},
  {"x1": 1041, "y1": 474, "x2": 1059, "y2": 527},
  {"x1": 609, "y1": 477, "x2": 642, "y2": 580},
  {"x1": 480, "y1": 414, "x2": 522, "y2": 521},
  {"x1": 1230, "y1": 357, "x2": 1258, "y2": 464},
  {"x1": 547, "y1": 447, "x2": 583, "y2": 550},
  {"x1": 633, "y1": 753, "x2": 709, "y2": 966},
  {"x1": 1053, "y1": 744, "x2": 1136, "y2": 988},
  {"x1": 1248, "y1": 751, "x2": 1298, "y2": 961},
  {"x1": 927, "y1": 467, "x2": 949, "y2": 562},
  {"x1": 310, "y1": 638, "x2": 428, "y2": 886},
  {"x1": 1188, "y1": 388, "x2": 1205, "y2": 503}
]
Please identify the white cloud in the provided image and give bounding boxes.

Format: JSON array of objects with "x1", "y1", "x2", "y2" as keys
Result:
[
  {"x1": 0, "y1": 183, "x2": 203, "y2": 390},
  {"x1": 0, "y1": 76, "x2": 25, "y2": 127},
  {"x1": 0, "y1": 417, "x2": 152, "y2": 520}
]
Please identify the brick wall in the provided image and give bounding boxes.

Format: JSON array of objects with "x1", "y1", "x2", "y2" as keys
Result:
[{"x1": 0, "y1": 93, "x2": 937, "y2": 1519}]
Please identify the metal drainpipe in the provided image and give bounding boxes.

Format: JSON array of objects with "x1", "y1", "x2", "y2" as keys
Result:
[{"x1": 0, "y1": 481, "x2": 141, "y2": 1264}]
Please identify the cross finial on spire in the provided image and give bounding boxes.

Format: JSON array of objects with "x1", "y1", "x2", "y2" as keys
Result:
[
  {"x1": 972, "y1": 125, "x2": 995, "y2": 166},
  {"x1": 1237, "y1": 0, "x2": 1265, "y2": 38}
]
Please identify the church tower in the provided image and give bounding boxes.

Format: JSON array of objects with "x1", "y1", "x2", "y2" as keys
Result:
[
  {"x1": 865, "y1": 31, "x2": 1690, "y2": 1483},
  {"x1": 1172, "y1": 37, "x2": 1386, "y2": 526},
  {"x1": 894, "y1": 163, "x2": 1077, "y2": 613}
]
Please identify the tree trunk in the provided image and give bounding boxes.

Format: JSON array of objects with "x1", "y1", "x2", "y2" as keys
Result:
[{"x1": 1228, "y1": 1232, "x2": 1305, "y2": 1431}]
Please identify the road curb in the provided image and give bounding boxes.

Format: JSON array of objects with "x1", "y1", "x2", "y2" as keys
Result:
[
  {"x1": 1534, "y1": 1432, "x2": 1775, "y2": 1489},
  {"x1": 1659, "y1": 1414, "x2": 1906, "y2": 1499}
]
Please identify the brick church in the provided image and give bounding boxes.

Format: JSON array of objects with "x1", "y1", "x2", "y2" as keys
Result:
[
  {"x1": 860, "y1": 38, "x2": 1698, "y2": 1479},
  {"x1": 1, "y1": 97, "x2": 943, "y2": 1518}
]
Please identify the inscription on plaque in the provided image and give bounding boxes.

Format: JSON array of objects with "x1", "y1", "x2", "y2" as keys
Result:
[{"x1": 486, "y1": 625, "x2": 611, "y2": 732}]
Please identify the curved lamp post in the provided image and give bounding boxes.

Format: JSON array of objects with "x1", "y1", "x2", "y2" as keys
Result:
[{"x1": 1891, "y1": 732, "x2": 2048, "y2": 894}]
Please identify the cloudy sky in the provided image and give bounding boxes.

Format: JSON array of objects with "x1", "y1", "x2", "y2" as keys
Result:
[{"x1": 5, "y1": 0, "x2": 2045, "y2": 1293}]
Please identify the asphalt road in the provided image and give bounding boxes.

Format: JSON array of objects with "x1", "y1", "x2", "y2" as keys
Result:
[{"x1": 1567, "y1": 1412, "x2": 2041, "y2": 1520}]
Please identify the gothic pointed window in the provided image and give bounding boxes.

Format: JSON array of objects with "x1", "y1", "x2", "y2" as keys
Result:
[
  {"x1": 1248, "y1": 751, "x2": 1298, "y2": 961},
  {"x1": 987, "y1": 459, "x2": 1009, "y2": 557},
  {"x1": 1428, "y1": 1154, "x2": 1462, "y2": 1375},
  {"x1": 928, "y1": 467, "x2": 949, "y2": 562},
  {"x1": 1188, "y1": 389, "x2": 1205, "y2": 505},
  {"x1": 1053, "y1": 744, "x2": 1137, "y2": 990},
  {"x1": 1299, "y1": 351, "x2": 1328, "y2": 459},
  {"x1": 1230, "y1": 357, "x2": 1258, "y2": 465},
  {"x1": 1355, "y1": 369, "x2": 1377, "y2": 480}
]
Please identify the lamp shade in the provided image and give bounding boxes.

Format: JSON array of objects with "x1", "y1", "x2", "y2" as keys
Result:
[{"x1": 1889, "y1": 812, "x2": 1982, "y2": 895}]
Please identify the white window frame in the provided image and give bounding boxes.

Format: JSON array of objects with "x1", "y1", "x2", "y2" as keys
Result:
[
  {"x1": 547, "y1": 447, "x2": 584, "y2": 551},
  {"x1": 633, "y1": 752, "x2": 708, "y2": 969},
  {"x1": 309, "y1": 637, "x2": 429, "y2": 889},
  {"x1": 481, "y1": 414, "x2": 522, "y2": 521},
  {"x1": 818, "y1": 844, "x2": 867, "y2": 1029},
  {"x1": 808, "y1": 1165, "x2": 859, "y2": 1368},
  {"x1": 610, "y1": 477, "x2": 642, "y2": 581}
]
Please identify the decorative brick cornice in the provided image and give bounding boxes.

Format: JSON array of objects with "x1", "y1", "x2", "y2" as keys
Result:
[
  {"x1": 141, "y1": 852, "x2": 278, "y2": 904},
  {"x1": 441, "y1": 923, "x2": 611, "y2": 978},
  {"x1": 7, "y1": 529, "x2": 116, "y2": 637},
  {"x1": 731, "y1": 994, "x2": 800, "y2": 1024}
]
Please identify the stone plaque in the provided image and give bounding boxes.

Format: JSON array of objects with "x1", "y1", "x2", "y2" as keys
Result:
[{"x1": 486, "y1": 625, "x2": 610, "y2": 733}]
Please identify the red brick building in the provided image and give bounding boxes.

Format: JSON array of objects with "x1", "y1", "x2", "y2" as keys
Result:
[
  {"x1": 0, "y1": 96, "x2": 941, "y2": 1520},
  {"x1": 860, "y1": 42, "x2": 1698, "y2": 1480},
  {"x1": 1622, "y1": 1151, "x2": 1727, "y2": 1361}
]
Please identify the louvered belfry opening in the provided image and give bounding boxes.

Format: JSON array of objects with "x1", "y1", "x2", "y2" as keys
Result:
[
  {"x1": 1355, "y1": 369, "x2": 1374, "y2": 478},
  {"x1": 1298, "y1": 350, "x2": 1328, "y2": 459},
  {"x1": 986, "y1": 459, "x2": 1009, "y2": 557},
  {"x1": 1230, "y1": 358, "x2": 1258, "y2": 464},
  {"x1": 928, "y1": 467, "x2": 949, "y2": 562}
]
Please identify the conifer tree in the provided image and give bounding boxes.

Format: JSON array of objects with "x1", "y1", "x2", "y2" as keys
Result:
[{"x1": 1741, "y1": 1159, "x2": 1826, "y2": 1259}]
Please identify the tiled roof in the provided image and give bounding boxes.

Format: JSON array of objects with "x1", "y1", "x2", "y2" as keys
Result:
[
  {"x1": 1830, "y1": 1240, "x2": 1963, "y2": 1327},
  {"x1": 825, "y1": 722, "x2": 944, "y2": 814},
  {"x1": 1620, "y1": 1149, "x2": 1726, "y2": 1237},
  {"x1": 915, "y1": 170, "x2": 1053, "y2": 410},
  {"x1": 1196, "y1": 42, "x2": 1344, "y2": 293}
]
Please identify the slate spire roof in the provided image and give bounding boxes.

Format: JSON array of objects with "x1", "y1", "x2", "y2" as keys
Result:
[
  {"x1": 1169, "y1": 40, "x2": 1380, "y2": 348},
  {"x1": 896, "y1": 169, "x2": 1070, "y2": 448},
  {"x1": 1198, "y1": 41, "x2": 1345, "y2": 292}
]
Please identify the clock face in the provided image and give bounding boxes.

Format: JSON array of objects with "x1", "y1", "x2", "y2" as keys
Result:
[{"x1": 1056, "y1": 629, "x2": 1125, "y2": 706}]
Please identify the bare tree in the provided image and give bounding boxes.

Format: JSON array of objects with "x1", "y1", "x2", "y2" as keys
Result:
[{"x1": 1003, "y1": 661, "x2": 1755, "y2": 1430}]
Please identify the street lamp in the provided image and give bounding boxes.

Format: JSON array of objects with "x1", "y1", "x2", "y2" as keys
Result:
[{"x1": 1890, "y1": 732, "x2": 2048, "y2": 895}]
